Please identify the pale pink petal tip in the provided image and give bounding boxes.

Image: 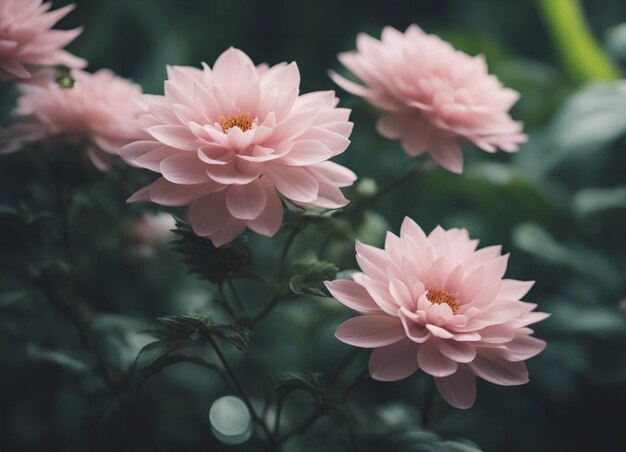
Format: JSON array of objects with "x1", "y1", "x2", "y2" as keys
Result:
[{"x1": 0, "y1": 0, "x2": 85, "y2": 81}]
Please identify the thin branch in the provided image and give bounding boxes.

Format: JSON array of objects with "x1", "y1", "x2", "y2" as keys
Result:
[
  {"x1": 217, "y1": 283, "x2": 238, "y2": 321},
  {"x1": 364, "y1": 157, "x2": 434, "y2": 208},
  {"x1": 278, "y1": 368, "x2": 368, "y2": 446},
  {"x1": 227, "y1": 278, "x2": 246, "y2": 315},
  {"x1": 208, "y1": 336, "x2": 275, "y2": 445},
  {"x1": 251, "y1": 226, "x2": 301, "y2": 325}
]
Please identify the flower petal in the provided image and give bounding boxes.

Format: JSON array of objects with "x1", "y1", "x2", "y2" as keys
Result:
[
  {"x1": 417, "y1": 339, "x2": 458, "y2": 377},
  {"x1": 470, "y1": 349, "x2": 529, "y2": 385},
  {"x1": 264, "y1": 165, "x2": 319, "y2": 203},
  {"x1": 160, "y1": 153, "x2": 208, "y2": 184},
  {"x1": 368, "y1": 339, "x2": 419, "y2": 382},
  {"x1": 335, "y1": 315, "x2": 405, "y2": 348},
  {"x1": 434, "y1": 364, "x2": 476, "y2": 409},
  {"x1": 325, "y1": 280, "x2": 382, "y2": 314},
  {"x1": 225, "y1": 179, "x2": 268, "y2": 220}
]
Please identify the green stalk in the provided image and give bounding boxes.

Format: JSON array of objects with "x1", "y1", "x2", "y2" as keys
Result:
[{"x1": 536, "y1": 0, "x2": 620, "y2": 83}]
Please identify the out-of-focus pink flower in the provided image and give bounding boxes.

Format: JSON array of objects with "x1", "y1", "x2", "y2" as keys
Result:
[
  {"x1": 331, "y1": 25, "x2": 527, "y2": 174},
  {"x1": 0, "y1": 69, "x2": 144, "y2": 170},
  {"x1": 121, "y1": 48, "x2": 356, "y2": 247},
  {"x1": 131, "y1": 212, "x2": 176, "y2": 246},
  {"x1": 0, "y1": 0, "x2": 86, "y2": 81},
  {"x1": 325, "y1": 218, "x2": 548, "y2": 409}
]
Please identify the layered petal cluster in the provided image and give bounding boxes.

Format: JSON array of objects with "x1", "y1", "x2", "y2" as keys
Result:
[
  {"x1": 331, "y1": 25, "x2": 527, "y2": 173},
  {"x1": 0, "y1": 0, "x2": 86, "y2": 81},
  {"x1": 121, "y1": 48, "x2": 356, "y2": 247},
  {"x1": 325, "y1": 218, "x2": 548, "y2": 409},
  {"x1": 0, "y1": 69, "x2": 144, "y2": 170}
]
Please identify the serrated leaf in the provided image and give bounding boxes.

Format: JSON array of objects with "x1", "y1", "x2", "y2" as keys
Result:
[
  {"x1": 170, "y1": 216, "x2": 255, "y2": 284},
  {"x1": 289, "y1": 256, "x2": 338, "y2": 297},
  {"x1": 136, "y1": 313, "x2": 250, "y2": 382},
  {"x1": 283, "y1": 198, "x2": 342, "y2": 227},
  {"x1": 273, "y1": 371, "x2": 327, "y2": 404},
  {"x1": 210, "y1": 323, "x2": 251, "y2": 353}
]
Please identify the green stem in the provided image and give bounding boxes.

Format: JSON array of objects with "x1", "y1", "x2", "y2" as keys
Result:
[
  {"x1": 373, "y1": 158, "x2": 432, "y2": 205},
  {"x1": 49, "y1": 154, "x2": 72, "y2": 259},
  {"x1": 251, "y1": 227, "x2": 301, "y2": 325},
  {"x1": 227, "y1": 279, "x2": 246, "y2": 315},
  {"x1": 421, "y1": 378, "x2": 435, "y2": 430},
  {"x1": 340, "y1": 369, "x2": 369, "y2": 401},
  {"x1": 274, "y1": 396, "x2": 284, "y2": 439},
  {"x1": 217, "y1": 283, "x2": 238, "y2": 321},
  {"x1": 278, "y1": 368, "x2": 367, "y2": 446},
  {"x1": 208, "y1": 336, "x2": 275, "y2": 445},
  {"x1": 278, "y1": 226, "x2": 299, "y2": 278},
  {"x1": 536, "y1": 0, "x2": 619, "y2": 83}
]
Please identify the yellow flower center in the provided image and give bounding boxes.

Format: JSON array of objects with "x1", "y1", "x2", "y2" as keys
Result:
[
  {"x1": 220, "y1": 112, "x2": 252, "y2": 133},
  {"x1": 426, "y1": 289, "x2": 460, "y2": 314}
]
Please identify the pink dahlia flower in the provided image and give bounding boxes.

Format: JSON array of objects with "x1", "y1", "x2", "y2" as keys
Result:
[
  {"x1": 325, "y1": 218, "x2": 548, "y2": 409},
  {"x1": 0, "y1": 0, "x2": 86, "y2": 81},
  {"x1": 121, "y1": 48, "x2": 356, "y2": 247},
  {"x1": 331, "y1": 25, "x2": 527, "y2": 174},
  {"x1": 0, "y1": 69, "x2": 144, "y2": 170}
]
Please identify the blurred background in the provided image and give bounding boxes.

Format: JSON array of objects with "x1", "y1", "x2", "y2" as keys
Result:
[{"x1": 1, "y1": 0, "x2": 626, "y2": 451}]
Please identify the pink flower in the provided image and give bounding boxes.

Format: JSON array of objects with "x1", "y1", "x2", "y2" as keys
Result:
[
  {"x1": 121, "y1": 48, "x2": 356, "y2": 247},
  {"x1": 0, "y1": 0, "x2": 86, "y2": 81},
  {"x1": 331, "y1": 25, "x2": 527, "y2": 174},
  {"x1": 325, "y1": 218, "x2": 548, "y2": 409},
  {"x1": 0, "y1": 69, "x2": 144, "y2": 170}
]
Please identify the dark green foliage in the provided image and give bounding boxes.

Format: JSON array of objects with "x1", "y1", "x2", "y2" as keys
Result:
[
  {"x1": 289, "y1": 256, "x2": 338, "y2": 297},
  {"x1": 170, "y1": 216, "x2": 255, "y2": 283},
  {"x1": 136, "y1": 313, "x2": 250, "y2": 382},
  {"x1": 273, "y1": 371, "x2": 327, "y2": 405},
  {"x1": 2, "y1": 1, "x2": 626, "y2": 451},
  {"x1": 366, "y1": 430, "x2": 482, "y2": 452}
]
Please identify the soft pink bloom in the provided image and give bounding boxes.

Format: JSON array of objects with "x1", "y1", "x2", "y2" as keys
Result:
[
  {"x1": 0, "y1": 69, "x2": 144, "y2": 170},
  {"x1": 331, "y1": 25, "x2": 527, "y2": 174},
  {"x1": 0, "y1": 0, "x2": 86, "y2": 81},
  {"x1": 325, "y1": 218, "x2": 548, "y2": 409},
  {"x1": 121, "y1": 48, "x2": 356, "y2": 247}
]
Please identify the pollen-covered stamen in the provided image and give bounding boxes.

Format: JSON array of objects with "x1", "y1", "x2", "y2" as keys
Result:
[
  {"x1": 220, "y1": 112, "x2": 252, "y2": 133},
  {"x1": 426, "y1": 289, "x2": 460, "y2": 314}
]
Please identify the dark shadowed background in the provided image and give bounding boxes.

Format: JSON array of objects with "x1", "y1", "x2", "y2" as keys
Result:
[{"x1": 1, "y1": 0, "x2": 626, "y2": 451}]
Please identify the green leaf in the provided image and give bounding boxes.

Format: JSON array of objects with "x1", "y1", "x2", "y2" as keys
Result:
[
  {"x1": 283, "y1": 198, "x2": 342, "y2": 228},
  {"x1": 136, "y1": 313, "x2": 251, "y2": 382},
  {"x1": 548, "y1": 301, "x2": 626, "y2": 338},
  {"x1": 542, "y1": 82, "x2": 626, "y2": 171},
  {"x1": 210, "y1": 323, "x2": 251, "y2": 353},
  {"x1": 171, "y1": 216, "x2": 255, "y2": 284},
  {"x1": 136, "y1": 338, "x2": 216, "y2": 382},
  {"x1": 27, "y1": 344, "x2": 91, "y2": 374},
  {"x1": 366, "y1": 430, "x2": 483, "y2": 452},
  {"x1": 289, "y1": 256, "x2": 338, "y2": 297},
  {"x1": 573, "y1": 186, "x2": 626, "y2": 215},
  {"x1": 513, "y1": 223, "x2": 621, "y2": 290},
  {"x1": 273, "y1": 371, "x2": 327, "y2": 404},
  {"x1": 605, "y1": 22, "x2": 626, "y2": 62}
]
